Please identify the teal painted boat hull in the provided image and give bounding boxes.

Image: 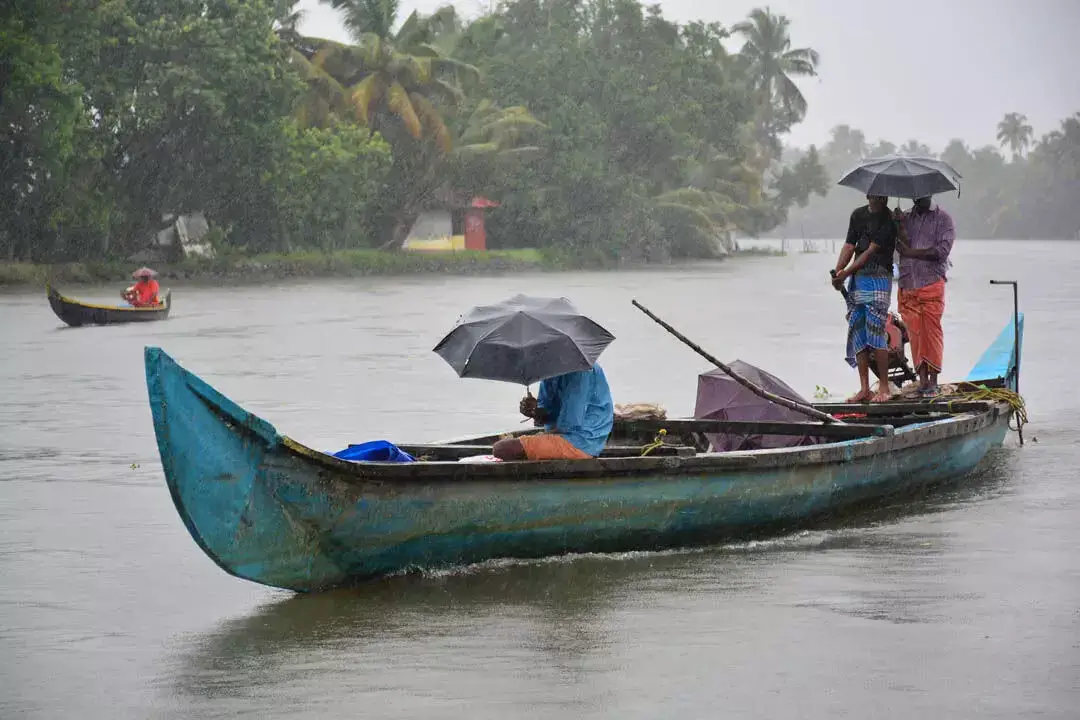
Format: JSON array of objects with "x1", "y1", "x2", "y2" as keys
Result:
[{"x1": 146, "y1": 319, "x2": 1022, "y2": 592}]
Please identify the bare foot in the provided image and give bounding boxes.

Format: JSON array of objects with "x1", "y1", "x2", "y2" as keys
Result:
[
  {"x1": 871, "y1": 386, "x2": 893, "y2": 403},
  {"x1": 846, "y1": 389, "x2": 872, "y2": 403}
]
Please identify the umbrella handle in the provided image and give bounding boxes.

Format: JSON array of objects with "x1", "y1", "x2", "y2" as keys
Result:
[{"x1": 521, "y1": 386, "x2": 535, "y2": 423}]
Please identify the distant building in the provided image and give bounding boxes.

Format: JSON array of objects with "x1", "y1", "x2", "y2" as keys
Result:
[
  {"x1": 403, "y1": 189, "x2": 499, "y2": 252},
  {"x1": 130, "y1": 212, "x2": 214, "y2": 262}
]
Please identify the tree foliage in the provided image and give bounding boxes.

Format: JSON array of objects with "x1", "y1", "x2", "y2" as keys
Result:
[
  {"x1": 1, "y1": 0, "x2": 84, "y2": 260},
  {"x1": 450, "y1": 0, "x2": 824, "y2": 261},
  {"x1": 2, "y1": 0, "x2": 826, "y2": 264},
  {"x1": 996, "y1": 112, "x2": 1034, "y2": 160},
  {"x1": 265, "y1": 121, "x2": 391, "y2": 252}
]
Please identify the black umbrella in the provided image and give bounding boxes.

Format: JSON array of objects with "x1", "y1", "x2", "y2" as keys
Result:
[
  {"x1": 838, "y1": 154, "x2": 962, "y2": 199},
  {"x1": 433, "y1": 294, "x2": 615, "y2": 386}
]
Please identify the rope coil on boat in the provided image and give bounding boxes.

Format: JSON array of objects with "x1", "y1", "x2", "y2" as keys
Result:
[
  {"x1": 948, "y1": 386, "x2": 1028, "y2": 432},
  {"x1": 640, "y1": 428, "x2": 668, "y2": 457}
]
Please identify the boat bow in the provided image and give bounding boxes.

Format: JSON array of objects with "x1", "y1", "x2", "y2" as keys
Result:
[{"x1": 146, "y1": 347, "x2": 344, "y2": 589}]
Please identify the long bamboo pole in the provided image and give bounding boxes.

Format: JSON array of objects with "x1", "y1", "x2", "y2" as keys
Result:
[{"x1": 631, "y1": 299, "x2": 843, "y2": 425}]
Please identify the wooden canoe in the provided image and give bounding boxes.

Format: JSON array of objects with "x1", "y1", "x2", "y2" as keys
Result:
[
  {"x1": 47, "y1": 284, "x2": 171, "y2": 327},
  {"x1": 145, "y1": 315, "x2": 1024, "y2": 592}
]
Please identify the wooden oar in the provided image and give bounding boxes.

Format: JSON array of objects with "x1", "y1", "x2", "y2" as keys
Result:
[{"x1": 631, "y1": 299, "x2": 843, "y2": 425}]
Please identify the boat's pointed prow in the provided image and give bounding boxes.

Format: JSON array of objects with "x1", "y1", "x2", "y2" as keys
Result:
[
  {"x1": 144, "y1": 346, "x2": 336, "y2": 590},
  {"x1": 144, "y1": 346, "x2": 185, "y2": 384},
  {"x1": 145, "y1": 346, "x2": 280, "y2": 447},
  {"x1": 145, "y1": 345, "x2": 167, "y2": 368},
  {"x1": 965, "y1": 313, "x2": 1025, "y2": 390}
]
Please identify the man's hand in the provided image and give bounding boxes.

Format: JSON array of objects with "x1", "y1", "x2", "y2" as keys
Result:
[
  {"x1": 831, "y1": 268, "x2": 847, "y2": 290},
  {"x1": 897, "y1": 241, "x2": 935, "y2": 260},
  {"x1": 519, "y1": 395, "x2": 538, "y2": 418}
]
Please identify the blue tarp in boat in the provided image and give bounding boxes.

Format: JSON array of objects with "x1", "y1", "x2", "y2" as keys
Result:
[{"x1": 332, "y1": 440, "x2": 415, "y2": 463}]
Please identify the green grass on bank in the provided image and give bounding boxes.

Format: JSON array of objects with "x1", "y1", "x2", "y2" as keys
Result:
[
  {"x1": 0, "y1": 246, "x2": 780, "y2": 288},
  {"x1": 0, "y1": 248, "x2": 556, "y2": 287}
]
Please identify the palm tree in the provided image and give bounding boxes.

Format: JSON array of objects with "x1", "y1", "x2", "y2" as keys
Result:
[
  {"x1": 825, "y1": 125, "x2": 868, "y2": 168},
  {"x1": 996, "y1": 112, "x2": 1034, "y2": 160},
  {"x1": 733, "y1": 7, "x2": 819, "y2": 154},
  {"x1": 649, "y1": 187, "x2": 742, "y2": 258},
  {"x1": 453, "y1": 100, "x2": 545, "y2": 160},
  {"x1": 285, "y1": 0, "x2": 477, "y2": 148},
  {"x1": 664, "y1": 148, "x2": 777, "y2": 253}
]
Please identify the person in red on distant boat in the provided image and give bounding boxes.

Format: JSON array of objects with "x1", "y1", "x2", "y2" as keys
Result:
[{"x1": 122, "y1": 267, "x2": 161, "y2": 307}]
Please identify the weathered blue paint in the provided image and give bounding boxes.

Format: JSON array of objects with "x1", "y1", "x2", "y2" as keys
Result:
[
  {"x1": 966, "y1": 314, "x2": 1024, "y2": 390},
  {"x1": 145, "y1": 318, "x2": 1022, "y2": 593}
]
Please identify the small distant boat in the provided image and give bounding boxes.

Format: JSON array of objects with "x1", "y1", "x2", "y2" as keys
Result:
[
  {"x1": 145, "y1": 315, "x2": 1023, "y2": 593},
  {"x1": 46, "y1": 284, "x2": 171, "y2": 327}
]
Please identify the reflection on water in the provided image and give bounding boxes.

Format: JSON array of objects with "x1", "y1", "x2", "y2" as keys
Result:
[{"x1": 1, "y1": 242, "x2": 1077, "y2": 719}]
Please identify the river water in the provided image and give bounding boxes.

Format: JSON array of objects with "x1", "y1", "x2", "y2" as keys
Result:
[{"x1": 1, "y1": 241, "x2": 1077, "y2": 718}]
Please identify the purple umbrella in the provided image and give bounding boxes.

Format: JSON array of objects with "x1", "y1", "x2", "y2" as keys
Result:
[{"x1": 693, "y1": 359, "x2": 822, "y2": 452}]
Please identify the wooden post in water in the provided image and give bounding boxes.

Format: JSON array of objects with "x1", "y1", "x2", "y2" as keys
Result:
[{"x1": 631, "y1": 299, "x2": 843, "y2": 424}]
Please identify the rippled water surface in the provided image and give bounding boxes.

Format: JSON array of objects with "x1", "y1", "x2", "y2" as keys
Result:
[{"x1": 1, "y1": 240, "x2": 1077, "y2": 718}]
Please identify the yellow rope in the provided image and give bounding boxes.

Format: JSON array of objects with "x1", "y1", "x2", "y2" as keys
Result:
[
  {"x1": 640, "y1": 428, "x2": 668, "y2": 457},
  {"x1": 947, "y1": 386, "x2": 1028, "y2": 430}
]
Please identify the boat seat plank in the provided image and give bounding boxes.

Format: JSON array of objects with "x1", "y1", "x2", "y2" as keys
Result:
[{"x1": 615, "y1": 418, "x2": 893, "y2": 439}]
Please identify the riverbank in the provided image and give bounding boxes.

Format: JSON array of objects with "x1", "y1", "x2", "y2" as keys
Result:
[
  {"x1": 0, "y1": 249, "x2": 553, "y2": 287},
  {"x1": 0, "y1": 247, "x2": 784, "y2": 287}
]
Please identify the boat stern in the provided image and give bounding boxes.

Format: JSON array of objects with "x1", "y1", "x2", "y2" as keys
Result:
[{"x1": 965, "y1": 313, "x2": 1025, "y2": 391}]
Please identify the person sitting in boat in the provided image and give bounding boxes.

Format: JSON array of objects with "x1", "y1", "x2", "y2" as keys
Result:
[
  {"x1": 121, "y1": 268, "x2": 160, "y2": 307},
  {"x1": 493, "y1": 365, "x2": 614, "y2": 461},
  {"x1": 885, "y1": 312, "x2": 911, "y2": 371},
  {"x1": 869, "y1": 311, "x2": 917, "y2": 388}
]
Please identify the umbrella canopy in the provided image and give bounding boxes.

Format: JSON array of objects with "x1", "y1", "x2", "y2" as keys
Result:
[
  {"x1": 433, "y1": 294, "x2": 615, "y2": 386},
  {"x1": 131, "y1": 267, "x2": 158, "y2": 279},
  {"x1": 693, "y1": 360, "x2": 821, "y2": 452},
  {"x1": 837, "y1": 154, "x2": 962, "y2": 199}
]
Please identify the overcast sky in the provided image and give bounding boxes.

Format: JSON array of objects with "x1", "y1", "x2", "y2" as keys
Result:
[{"x1": 297, "y1": 0, "x2": 1080, "y2": 152}]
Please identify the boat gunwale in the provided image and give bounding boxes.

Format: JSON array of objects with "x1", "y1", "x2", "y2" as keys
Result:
[
  {"x1": 147, "y1": 329, "x2": 1014, "y2": 487},
  {"x1": 275, "y1": 400, "x2": 1006, "y2": 484}
]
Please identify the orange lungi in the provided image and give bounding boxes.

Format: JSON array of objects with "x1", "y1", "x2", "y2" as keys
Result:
[
  {"x1": 518, "y1": 433, "x2": 591, "y2": 460},
  {"x1": 899, "y1": 279, "x2": 946, "y2": 373}
]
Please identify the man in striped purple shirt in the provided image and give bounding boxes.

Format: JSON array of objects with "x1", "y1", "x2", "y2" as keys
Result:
[{"x1": 895, "y1": 196, "x2": 956, "y2": 395}]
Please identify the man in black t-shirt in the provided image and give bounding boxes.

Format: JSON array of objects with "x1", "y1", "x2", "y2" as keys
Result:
[{"x1": 831, "y1": 194, "x2": 897, "y2": 403}]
